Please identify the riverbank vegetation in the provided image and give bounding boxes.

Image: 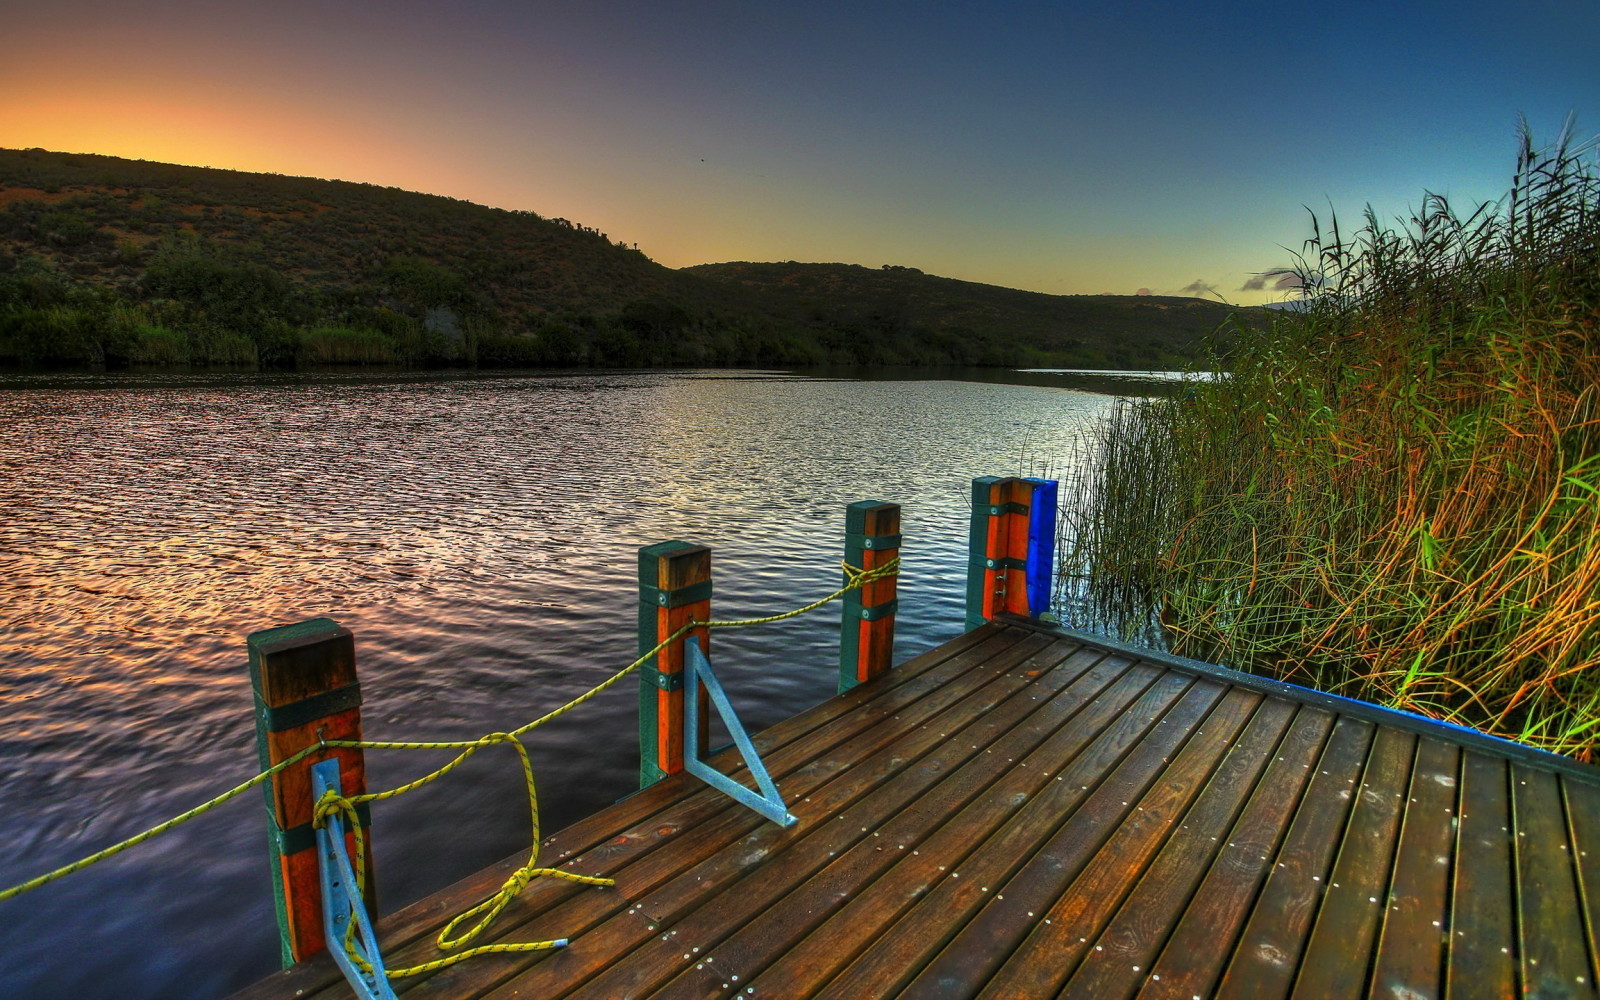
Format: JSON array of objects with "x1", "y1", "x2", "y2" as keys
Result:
[
  {"x1": 0, "y1": 148, "x2": 1251, "y2": 372},
  {"x1": 1067, "y1": 121, "x2": 1600, "y2": 758}
]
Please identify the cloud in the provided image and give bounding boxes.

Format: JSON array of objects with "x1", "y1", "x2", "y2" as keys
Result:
[
  {"x1": 1135, "y1": 287, "x2": 1152, "y2": 296},
  {"x1": 1240, "y1": 268, "x2": 1311, "y2": 292},
  {"x1": 1179, "y1": 278, "x2": 1218, "y2": 297}
]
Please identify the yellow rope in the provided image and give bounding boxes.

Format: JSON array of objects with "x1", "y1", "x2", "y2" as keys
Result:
[
  {"x1": 0, "y1": 741, "x2": 330, "y2": 903},
  {"x1": 0, "y1": 556, "x2": 901, "y2": 975}
]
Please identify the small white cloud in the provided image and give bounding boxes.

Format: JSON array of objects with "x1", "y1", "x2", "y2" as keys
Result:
[{"x1": 1241, "y1": 268, "x2": 1315, "y2": 294}]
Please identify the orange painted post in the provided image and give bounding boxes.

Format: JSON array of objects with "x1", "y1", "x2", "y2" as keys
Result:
[
  {"x1": 247, "y1": 617, "x2": 373, "y2": 966},
  {"x1": 638, "y1": 542, "x2": 712, "y2": 788},
  {"x1": 839, "y1": 501, "x2": 901, "y2": 693},
  {"x1": 965, "y1": 477, "x2": 1036, "y2": 629}
]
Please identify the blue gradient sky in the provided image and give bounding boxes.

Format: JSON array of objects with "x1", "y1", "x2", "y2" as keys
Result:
[{"x1": 2, "y1": 0, "x2": 1595, "y2": 303}]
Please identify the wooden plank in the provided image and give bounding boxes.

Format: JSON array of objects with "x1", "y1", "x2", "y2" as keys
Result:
[
  {"x1": 1512, "y1": 764, "x2": 1597, "y2": 999},
  {"x1": 873, "y1": 675, "x2": 1234, "y2": 1000},
  {"x1": 808, "y1": 671, "x2": 1215, "y2": 1000},
  {"x1": 584, "y1": 643, "x2": 1119, "y2": 1000},
  {"x1": 1057, "y1": 696, "x2": 1305, "y2": 1000},
  {"x1": 1290, "y1": 724, "x2": 1417, "y2": 998},
  {"x1": 641, "y1": 648, "x2": 1149, "y2": 999},
  {"x1": 1445, "y1": 751, "x2": 1515, "y2": 1000},
  {"x1": 237, "y1": 624, "x2": 1036, "y2": 1000},
  {"x1": 973, "y1": 687, "x2": 1269, "y2": 1000},
  {"x1": 1134, "y1": 706, "x2": 1336, "y2": 1000},
  {"x1": 472, "y1": 637, "x2": 1102, "y2": 1000},
  {"x1": 1369, "y1": 737, "x2": 1460, "y2": 1000},
  {"x1": 1213, "y1": 715, "x2": 1376, "y2": 1000},
  {"x1": 388, "y1": 633, "x2": 1069, "y2": 1000},
  {"x1": 740, "y1": 656, "x2": 1166, "y2": 999},
  {"x1": 231, "y1": 620, "x2": 1600, "y2": 1000},
  {"x1": 1566, "y1": 776, "x2": 1600, "y2": 995},
  {"x1": 1010, "y1": 617, "x2": 1600, "y2": 784}
]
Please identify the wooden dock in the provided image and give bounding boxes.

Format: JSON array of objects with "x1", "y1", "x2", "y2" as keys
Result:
[{"x1": 234, "y1": 616, "x2": 1600, "y2": 1000}]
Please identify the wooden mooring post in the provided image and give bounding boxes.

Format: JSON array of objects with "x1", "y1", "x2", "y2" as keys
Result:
[
  {"x1": 247, "y1": 617, "x2": 372, "y2": 966},
  {"x1": 839, "y1": 501, "x2": 901, "y2": 692},
  {"x1": 637, "y1": 541, "x2": 712, "y2": 788},
  {"x1": 966, "y1": 476, "x2": 1058, "y2": 629}
]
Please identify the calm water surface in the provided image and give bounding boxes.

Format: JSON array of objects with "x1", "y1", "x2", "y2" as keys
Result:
[{"x1": 0, "y1": 368, "x2": 1125, "y2": 999}]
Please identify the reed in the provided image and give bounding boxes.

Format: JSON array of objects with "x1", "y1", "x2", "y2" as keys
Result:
[
  {"x1": 1066, "y1": 119, "x2": 1600, "y2": 758},
  {"x1": 295, "y1": 325, "x2": 401, "y2": 365}
]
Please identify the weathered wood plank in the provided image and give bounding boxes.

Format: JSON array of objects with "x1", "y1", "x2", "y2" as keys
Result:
[
  {"x1": 973, "y1": 687, "x2": 1268, "y2": 1000},
  {"x1": 810, "y1": 672, "x2": 1217, "y2": 1000},
  {"x1": 1290, "y1": 724, "x2": 1416, "y2": 998},
  {"x1": 1445, "y1": 751, "x2": 1514, "y2": 1000},
  {"x1": 1369, "y1": 737, "x2": 1459, "y2": 1000},
  {"x1": 643, "y1": 647, "x2": 1149, "y2": 999},
  {"x1": 1135, "y1": 706, "x2": 1336, "y2": 1000},
  {"x1": 1513, "y1": 764, "x2": 1597, "y2": 1000},
  {"x1": 882, "y1": 677, "x2": 1234, "y2": 1000},
  {"x1": 1565, "y1": 776, "x2": 1600, "y2": 995},
  {"x1": 1213, "y1": 715, "x2": 1375, "y2": 1000},
  {"x1": 229, "y1": 622, "x2": 1600, "y2": 1000},
  {"x1": 591, "y1": 643, "x2": 1119, "y2": 1000},
  {"x1": 1059, "y1": 695, "x2": 1303, "y2": 1000},
  {"x1": 742, "y1": 655, "x2": 1165, "y2": 999},
  {"x1": 403, "y1": 633, "x2": 1069, "y2": 1000}
]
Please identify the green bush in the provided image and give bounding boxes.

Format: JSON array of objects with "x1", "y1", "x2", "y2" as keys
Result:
[
  {"x1": 296, "y1": 325, "x2": 399, "y2": 365},
  {"x1": 127, "y1": 324, "x2": 188, "y2": 364}
]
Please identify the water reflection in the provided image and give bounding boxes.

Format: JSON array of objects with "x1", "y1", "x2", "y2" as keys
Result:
[{"x1": 0, "y1": 368, "x2": 1117, "y2": 999}]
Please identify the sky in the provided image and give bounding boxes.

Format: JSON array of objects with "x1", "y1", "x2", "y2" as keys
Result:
[{"x1": 1, "y1": 0, "x2": 1595, "y2": 305}]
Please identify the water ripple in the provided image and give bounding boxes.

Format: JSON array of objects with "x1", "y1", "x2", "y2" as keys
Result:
[{"x1": 0, "y1": 368, "x2": 1113, "y2": 999}]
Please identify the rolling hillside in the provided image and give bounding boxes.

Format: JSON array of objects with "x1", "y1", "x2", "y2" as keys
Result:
[
  {"x1": 0, "y1": 148, "x2": 1256, "y2": 370},
  {"x1": 687, "y1": 261, "x2": 1249, "y2": 368}
]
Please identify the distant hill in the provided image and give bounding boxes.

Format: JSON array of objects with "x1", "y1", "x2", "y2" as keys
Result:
[
  {"x1": 686, "y1": 261, "x2": 1251, "y2": 368},
  {"x1": 0, "y1": 147, "x2": 1258, "y2": 370}
]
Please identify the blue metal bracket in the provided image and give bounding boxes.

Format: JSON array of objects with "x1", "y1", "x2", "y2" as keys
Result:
[
  {"x1": 310, "y1": 760, "x2": 399, "y2": 1000},
  {"x1": 683, "y1": 642, "x2": 798, "y2": 827}
]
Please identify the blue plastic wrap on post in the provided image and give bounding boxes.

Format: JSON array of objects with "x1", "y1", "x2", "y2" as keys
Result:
[
  {"x1": 1024, "y1": 478, "x2": 1058, "y2": 618},
  {"x1": 310, "y1": 760, "x2": 399, "y2": 1000}
]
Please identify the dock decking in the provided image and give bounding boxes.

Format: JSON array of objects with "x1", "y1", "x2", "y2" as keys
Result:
[{"x1": 234, "y1": 618, "x2": 1600, "y2": 1000}]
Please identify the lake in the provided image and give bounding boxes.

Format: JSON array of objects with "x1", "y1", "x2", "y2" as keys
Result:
[{"x1": 0, "y1": 367, "x2": 1153, "y2": 999}]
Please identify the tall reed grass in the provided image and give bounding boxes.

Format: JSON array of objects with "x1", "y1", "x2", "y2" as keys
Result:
[{"x1": 1066, "y1": 119, "x2": 1600, "y2": 758}]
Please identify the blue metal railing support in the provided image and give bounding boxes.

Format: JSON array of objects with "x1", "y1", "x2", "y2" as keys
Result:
[
  {"x1": 310, "y1": 759, "x2": 399, "y2": 1000},
  {"x1": 683, "y1": 641, "x2": 797, "y2": 827}
]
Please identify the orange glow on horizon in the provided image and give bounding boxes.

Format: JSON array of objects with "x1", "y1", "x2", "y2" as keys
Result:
[{"x1": 0, "y1": 79, "x2": 492, "y2": 212}]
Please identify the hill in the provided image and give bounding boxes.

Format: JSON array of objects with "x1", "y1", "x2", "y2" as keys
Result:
[
  {"x1": 0, "y1": 148, "x2": 1256, "y2": 370},
  {"x1": 686, "y1": 261, "x2": 1249, "y2": 368}
]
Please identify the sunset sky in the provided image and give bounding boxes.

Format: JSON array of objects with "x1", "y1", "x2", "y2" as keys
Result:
[{"x1": 2, "y1": 0, "x2": 1594, "y2": 305}]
